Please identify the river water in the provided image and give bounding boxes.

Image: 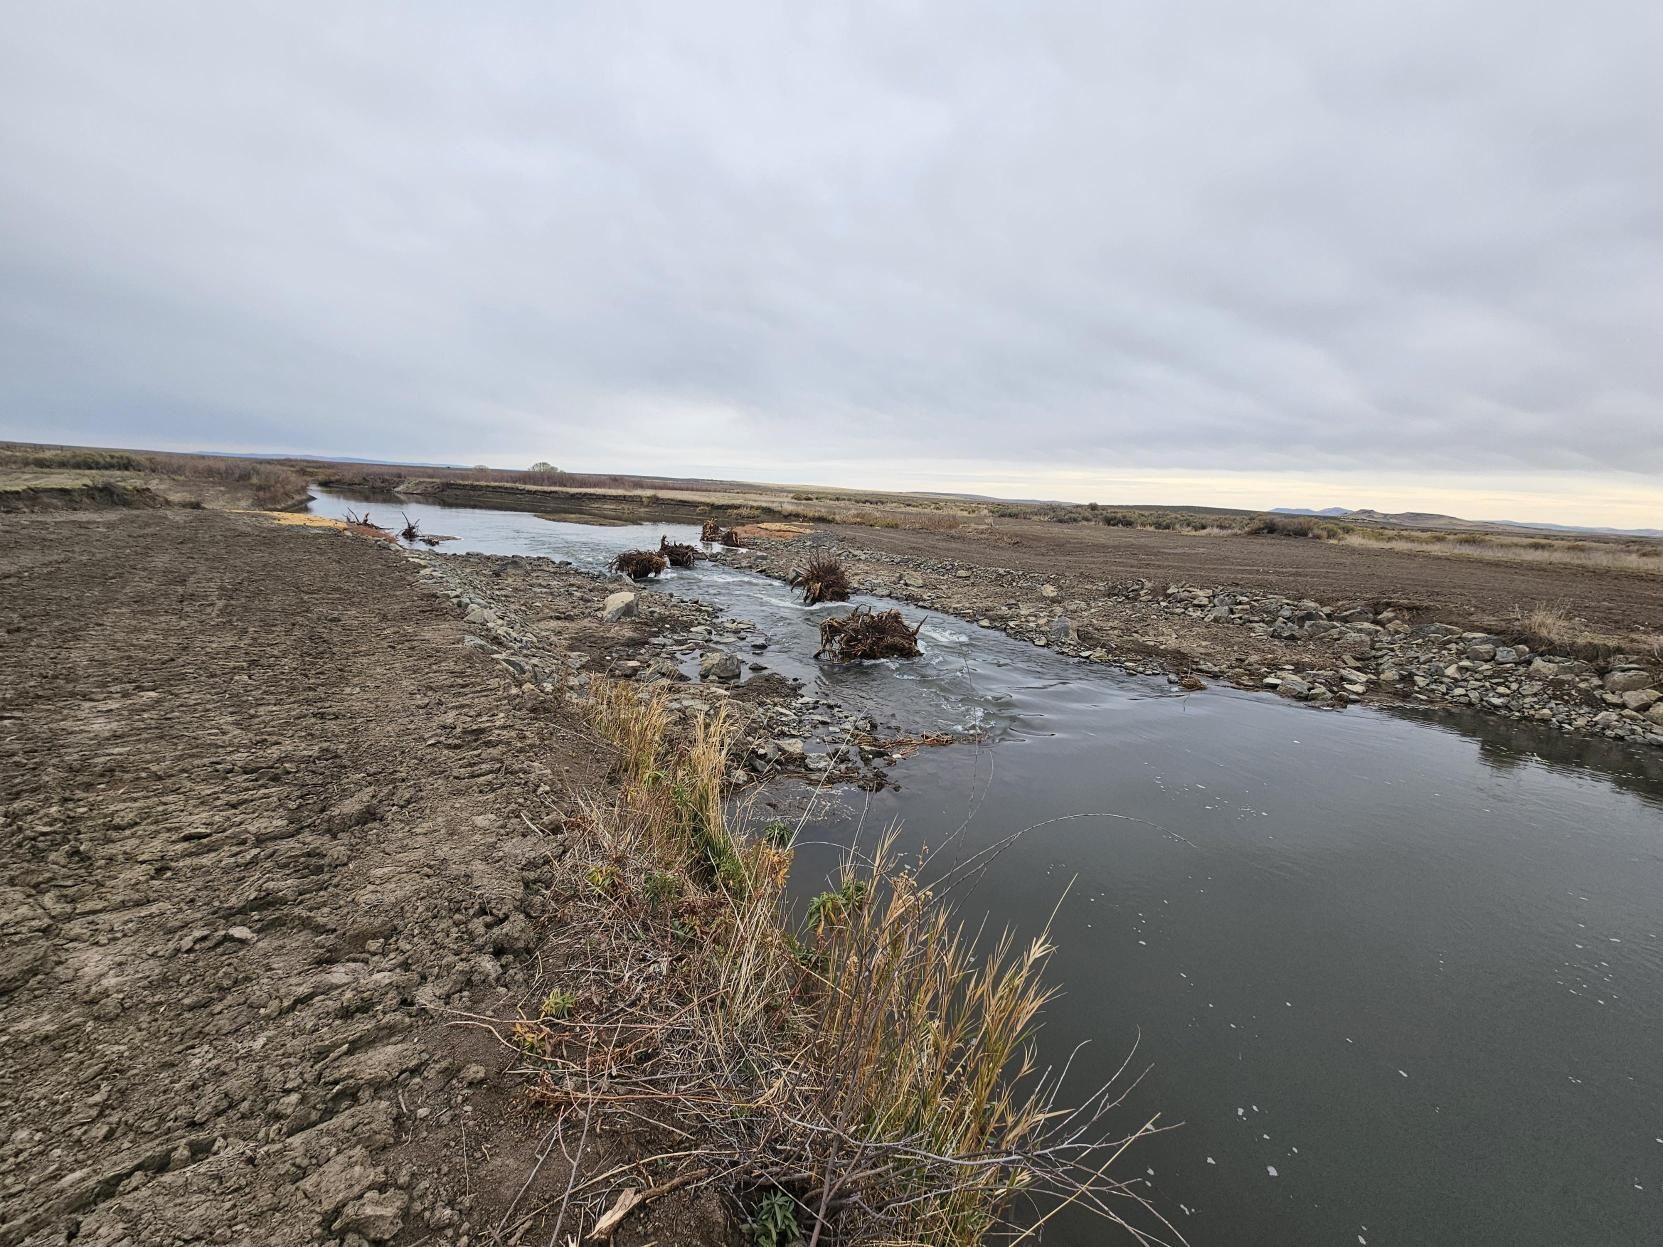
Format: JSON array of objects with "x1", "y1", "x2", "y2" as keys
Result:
[{"x1": 310, "y1": 489, "x2": 1663, "y2": 1246}]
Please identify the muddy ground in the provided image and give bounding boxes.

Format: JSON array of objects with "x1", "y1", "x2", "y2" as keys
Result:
[
  {"x1": 821, "y1": 518, "x2": 1663, "y2": 637},
  {"x1": 0, "y1": 510, "x2": 735, "y2": 1247}
]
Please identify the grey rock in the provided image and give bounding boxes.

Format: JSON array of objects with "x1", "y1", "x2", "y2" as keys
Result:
[
  {"x1": 1604, "y1": 669, "x2": 1656, "y2": 694},
  {"x1": 1621, "y1": 688, "x2": 1660, "y2": 712},
  {"x1": 1049, "y1": 615, "x2": 1077, "y2": 644},
  {"x1": 600, "y1": 591, "x2": 638, "y2": 623},
  {"x1": 1335, "y1": 632, "x2": 1373, "y2": 657},
  {"x1": 1467, "y1": 643, "x2": 1496, "y2": 662},
  {"x1": 1275, "y1": 674, "x2": 1312, "y2": 699},
  {"x1": 699, "y1": 651, "x2": 741, "y2": 681},
  {"x1": 775, "y1": 738, "x2": 806, "y2": 758}
]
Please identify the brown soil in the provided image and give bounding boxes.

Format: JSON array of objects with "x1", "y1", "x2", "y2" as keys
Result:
[
  {"x1": 0, "y1": 510, "x2": 724, "y2": 1247},
  {"x1": 825, "y1": 519, "x2": 1663, "y2": 635}
]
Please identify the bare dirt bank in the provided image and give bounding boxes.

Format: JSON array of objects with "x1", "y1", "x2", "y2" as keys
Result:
[
  {"x1": 0, "y1": 510, "x2": 720, "y2": 1246},
  {"x1": 820, "y1": 517, "x2": 1663, "y2": 637},
  {"x1": 729, "y1": 527, "x2": 1663, "y2": 749}
]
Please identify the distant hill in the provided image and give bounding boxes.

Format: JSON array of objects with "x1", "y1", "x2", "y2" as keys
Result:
[{"x1": 1273, "y1": 505, "x2": 1663, "y2": 540}]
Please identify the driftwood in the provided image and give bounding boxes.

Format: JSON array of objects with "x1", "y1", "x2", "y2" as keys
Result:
[
  {"x1": 612, "y1": 550, "x2": 668, "y2": 580},
  {"x1": 720, "y1": 528, "x2": 741, "y2": 548},
  {"x1": 395, "y1": 512, "x2": 457, "y2": 547},
  {"x1": 700, "y1": 519, "x2": 723, "y2": 544},
  {"x1": 341, "y1": 508, "x2": 396, "y2": 541},
  {"x1": 816, "y1": 606, "x2": 923, "y2": 661},
  {"x1": 789, "y1": 554, "x2": 851, "y2": 605},
  {"x1": 659, "y1": 536, "x2": 700, "y2": 569}
]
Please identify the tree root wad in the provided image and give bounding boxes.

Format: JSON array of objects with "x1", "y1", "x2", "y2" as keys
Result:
[
  {"x1": 699, "y1": 519, "x2": 742, "y2": 547},
  {"x1": 789, "y1": 554, "x2": 851, "y2": 605},
  {"x1": 816, "y1": 606, "x2": 924, "y2": 661},
  {"x1": 659, "y1": 536, "x2": 701, "y2": 568},
  {"x1": 612, "y1": 550, "x2": 669, "y2": 580}
]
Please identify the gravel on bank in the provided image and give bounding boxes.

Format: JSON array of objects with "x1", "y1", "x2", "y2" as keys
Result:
[{"x1": 727, "y1": 536, "x2": 1663, "y2": 750}]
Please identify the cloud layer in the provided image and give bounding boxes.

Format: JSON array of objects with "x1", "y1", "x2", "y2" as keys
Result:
[{"x1": 2, "y1": 2, "x2": 1660, "y2": 518}]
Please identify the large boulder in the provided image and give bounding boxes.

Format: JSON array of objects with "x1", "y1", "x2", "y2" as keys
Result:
[{"x1": 600, "y1": 591, "x2": 637, "y2": 623}]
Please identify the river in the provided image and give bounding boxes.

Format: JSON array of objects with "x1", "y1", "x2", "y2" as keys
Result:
[{"x1": 308, "y1": 487, "x2": 1663, "y2": 1246}]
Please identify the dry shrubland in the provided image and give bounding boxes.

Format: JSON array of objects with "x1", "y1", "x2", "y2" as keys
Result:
[{"x1": 0, "y1": 444, "x2": 308, "y2": 508}]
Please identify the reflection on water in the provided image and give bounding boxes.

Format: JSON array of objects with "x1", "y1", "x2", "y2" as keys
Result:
[
  {"x1": 1387, "y1": 703, "x2": 1663, "y2": 811},
  {"x1": 308, "y1": 486, "x2": 1663, "y2": 1247}
]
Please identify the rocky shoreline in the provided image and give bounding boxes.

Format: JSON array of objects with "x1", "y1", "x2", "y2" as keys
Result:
[
  {"x1": 405, "y1": 550, "x2": 919, "y2": 789},
  {"x1": 726, "y1": 538, "x2": 1663, "y2": 750}
]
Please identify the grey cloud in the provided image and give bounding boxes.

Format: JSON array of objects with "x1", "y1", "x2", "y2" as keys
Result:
[{"x1": 1, "y1": 1, "x2": 1660, "y2": 480}]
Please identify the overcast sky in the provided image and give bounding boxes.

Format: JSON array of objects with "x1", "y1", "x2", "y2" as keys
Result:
[{"x1": 2, "y1": 3, "x2": 1660, "y2": 525}]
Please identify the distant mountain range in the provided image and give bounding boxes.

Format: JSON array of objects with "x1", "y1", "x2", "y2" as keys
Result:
[{"x1": 1272, "y1": 507, "x2": 1663, "y2": 540}]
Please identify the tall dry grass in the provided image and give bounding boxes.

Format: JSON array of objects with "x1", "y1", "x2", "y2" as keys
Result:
[
  {"x1": 510, "y1": 682, "x2": 1159, "y2": 1245},
  {"x1": 1509, "y1": 603, "x2": 1663, "y2": 661}
]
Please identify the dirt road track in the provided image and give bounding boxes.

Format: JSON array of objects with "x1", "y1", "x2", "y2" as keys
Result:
[{"x1": 0, "y1": 510, "x2": 610, "y2": 1246}]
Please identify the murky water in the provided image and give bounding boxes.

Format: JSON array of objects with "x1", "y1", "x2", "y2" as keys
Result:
[{"x1": 309, "y1": 489, "x2": 1663, "y2": 1245}]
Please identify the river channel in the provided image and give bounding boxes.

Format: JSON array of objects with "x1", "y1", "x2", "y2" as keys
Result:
[{"x1": 308, "y1": 487, "x2": 1663, "y2": 1246}]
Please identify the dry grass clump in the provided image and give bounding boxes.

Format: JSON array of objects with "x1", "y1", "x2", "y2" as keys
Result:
[
  {"x1": 789, "y1": 554, "x2": 852, "y2": 605},
  {"x1": 816, "y1": 606, "x2": 924, "y2": 661},
  {"x1": 501, "y1": 682, "x2": 1158, "y2": 1245},
  {"x1": 659, "y1": 536, "x2": 701, "y2": 568},
  {"x1": 1508, "y1": 602, "x2": 1663, "y2": 662},
  {"x1": 612, "y1": 550, "x2": 669, "y2": 580},
  {"x1": 1516, "y1": 604, "x2": 1576, "y2": 649}
]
